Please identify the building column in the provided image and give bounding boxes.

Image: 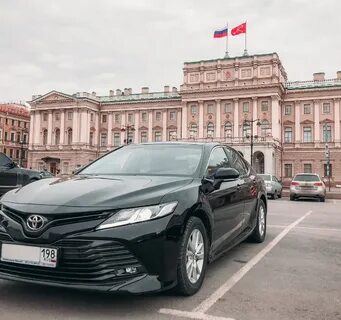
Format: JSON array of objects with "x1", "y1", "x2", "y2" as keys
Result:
[
  {"x1": 181, "y1": 103, "x2": 187, "y2": 139},
  {"x1": 294, "y1": 101, "x2": 301, "y2": 143},
  {"x1": 271, "y1": 96, "x2": 280, "y2": 140},
  {"x1": 162, "y1": 110, "x2": 167, "y2": 141},
  {"x1": 233, "y1": 98, "x2": 239, "y2": 138},
  {"x1": 148, "y1": 111, "x2": 153, "y2": 142},
  {"x1": 120, "y1": 112, "x2": 126, "y2": 145},
  {"x1": 313, "y1": 100, "x2": 320, "y2": 143},
  {"x1": 72, "y1": 109, "x2": 78, "y2": 144},
  {"x1": 80, "y1": 109, "x2": 88, "y2": 144},
  {"x1": 60, "y1": 110, "x2": 65, "y2": 144},
  {"x1": 177, "y1": 108, "x2": 182, "y2": 139},
  {"x1": 94, "y1": 112, "x2": 99, "y2": 147},
  {"x1": 134, "y1": 111, "x2": 139, "y2": 143},
  {"x1": 334, "y1": 98, "x2": 340, "y2": 146},
  {"x1": 252, "y1": 97, "x2": 258, "y2": 135},
  {"x1": 29, "y1": 111, "x2": 35, "y2": 148},
  {"x1": 47, "y1": 111, "x2": 53, "y2": 145},
  {"x1": 198, "y1": 100, "x2": 204, "y2": 138},
  {"x1": 215, "y1": 99, "x2": 221, "y2": 138},
  {"x1": 107, "y1": 112, "x2": 113, "y2": 146}
]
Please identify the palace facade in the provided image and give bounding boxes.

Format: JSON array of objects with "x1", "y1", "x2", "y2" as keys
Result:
[{"x1": 27, "y1": 53, "x2": 341, "y2": 185}]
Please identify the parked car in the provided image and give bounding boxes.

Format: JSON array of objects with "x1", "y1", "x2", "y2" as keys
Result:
[
  {"x1": 0, "y1": 143, "x2": 267, "y2": 296},
  {"x1": 290, "y1": 173, "x2": 326, "y2": 202},
  {"x1": 258, "y1": 174, "x2": 283, "y2": 199},
  {"x1": 40, "y1": 170, "x2": 54, "y2": 178},
  {"x1": 0, "y1": 152, "x2": 42, "y2": 196}
]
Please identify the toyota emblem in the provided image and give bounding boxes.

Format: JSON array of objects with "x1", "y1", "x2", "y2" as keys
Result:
[{"x1": 27, "y1": 215, "x2": 45, "y2": 231}]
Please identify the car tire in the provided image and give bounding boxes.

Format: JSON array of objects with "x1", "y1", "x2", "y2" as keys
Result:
[
  {"x1": 272, "y1": 191, "x2": 278, "y2": 200},
  {"x1": 278, "y1": 191, "x2": 282, "y2": 198},
  {"x1": 248, "y1": 199, "x2": 266, "y2": 243},
  {"x1": 320, "y1": 197, "x2": 325, "y2": 202},
  {"x1": 290, "y1": 194, "x2": 295, "y2": 201},
  {"x1": 176, "y1": 216, "x2": 208, "y2": 296}
]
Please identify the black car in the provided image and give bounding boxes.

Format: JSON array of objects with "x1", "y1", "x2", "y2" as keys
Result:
[
  {"x1": 0, "y1": 143, "x2": 267, "y2": 296},
  {"x1": 0, "y1": 152, "x2": 42, "y2": 196}
]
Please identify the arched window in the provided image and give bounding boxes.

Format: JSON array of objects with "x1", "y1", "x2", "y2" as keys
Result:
[
  {"x1": 55, "y1": 128, "x2": 60, "y2": 145},
  {"x1": 42, "y1": 129, "x2": 48, "y2": 145},
  {"x1": 207, "y1": 122, "x2": 215, "y2": 137},
  {"x1": 224, "y1": 122, "x2": 233, "y2": 138},
  {"x1": 189, "y1": 123, "x2": 197, "y2": 138},
  {"x1": 243, "y1": 122, "x2": 251, "y2": 137},
  {"x1": 67, "y1": 129, "x2": 72, "y2": 145},
  {"x1": 261, "y1": 120, "x2": 270, "y2": 137}
]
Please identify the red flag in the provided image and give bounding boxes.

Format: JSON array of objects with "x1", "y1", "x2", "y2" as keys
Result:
[{"x1": 231, "y1": 22, "x2": 246, "y2": 36}]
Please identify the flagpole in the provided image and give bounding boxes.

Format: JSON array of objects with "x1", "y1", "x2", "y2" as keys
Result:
[
  {"x1": 225, "y1": 21, "x2": 229, "y2": 58},
  {"x1": 243, "y1": 20, "x2": 248, "y2": 56}
]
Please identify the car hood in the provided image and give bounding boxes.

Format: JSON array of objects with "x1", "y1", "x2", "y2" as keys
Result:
[{"x1": 1, "y1": 175, "x2": 193, "y2": 213}]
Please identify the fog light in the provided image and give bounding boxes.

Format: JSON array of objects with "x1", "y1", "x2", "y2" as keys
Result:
[{"x1": 125, "y1": 267, "x2": 137, "y2": 274}]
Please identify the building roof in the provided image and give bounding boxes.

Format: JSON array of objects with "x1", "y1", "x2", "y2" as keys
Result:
[
  {"x1": 98, "y1": 91, "x2": 181, "y2": 103},
  {"x1": 285, "y1": 78, "x2": 341, "y2": 90},
  {"x1": 0, "y1": 103, "x2": 30, "y2": 118}
]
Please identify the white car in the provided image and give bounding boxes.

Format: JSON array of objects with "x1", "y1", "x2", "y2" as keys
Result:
[{"x1": 258, "y1": 174, "x2": 283, "y2": 199}]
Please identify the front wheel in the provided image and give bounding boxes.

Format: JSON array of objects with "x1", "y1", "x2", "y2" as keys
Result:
[
  {"x1": 320, "y1": 197, "x2": 325, "y2": 202},
  {"x1": 249, "y1": 200, "x2": 266, "y2": 243},
  {"x1": 176, "y1": 217, "x2": 208, "y2": 296}
]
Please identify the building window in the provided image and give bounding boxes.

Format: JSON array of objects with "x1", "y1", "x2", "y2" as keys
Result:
[
  {"x1": 323, "y1": 103, "x2": 331, "y2": 114},
  {"x1": 55, "y1": 128, "x2": 60, "y2": 145},
  {"x1": 303, "y1": 127, "x2": 312, "y2": 142},
  {"x1": 4, "y1": 132, "x2": 8, "y2": 141},
  {"x1": 11, "y1": 132, "x2": 15, "y2": 142},
  {"x1": 100, "y1": 133, "x2": 107, "y2": 146},
  {"x1": 16, "y1": 133, "x2": 21, "y2": 142},
  {"x1": 242, "y1": 102, "x2": 249, "y2": 112},
  {"x1": 141, "y1": 132, "x2": 148, "y2": 143},
  {"x1": 284, "y1": 164, "x2": 293, "y2": 177},
  {"x1": 261, "y1": 101, "x2": 269, "y2": 112},
  {"x1": 303, "y1": 104, "x2": 311, "y2": 114},
  {"x1": 24, "y1": 122, "x2": 27, "y2": 128},
  {"x1": 324, "y1": 163, "x2": 332, "y2": 177},
  {"x1": 189, "y1": 124, "x2": 198, "y2": 137},
  {"x1": 207, "y1": 123, "x2": 215, "y2": 137},
  {"x1": 113, "y1": 132, "x2": 120, "y2": 146},
  {"x1": 90, "y1": 113, "x2": 94, "y2": 122},
  {"x1": 43, "y1": 113, "x2": 48, "y2": 121},
  {"x1": 9, "y1": 149, "x2": 13, "y2": 158},
  {"x1": 114, "y1": 113, "x2": 120, "y2": 123},
  {"x1": 169, "y1": 111, "x2": 176, "y2": 121},
  {"x1": 18, "y1": 121, "x2": 21, "y2": 127},
  {"x1": 62, "y1": 162, "x2": 69, "y2": 174},
  {"x1": 67, "y1": 129, "x2": 72, "y2": 144},
  {"x1": 284, "y1": 127, "x2": 293, "y2": 143},
  {"x1": 260, "y1": 120, "x2": 270, "y2": 137},
  {"x1": 55, "y1": 112, "x2": 60, "y2": 120},
  {"x1": 224, "y1": 103, "x2": 232, "y2": 113},
  {"x1": 207, "y1": 104, "x2": 215, "y2": 114},
  {"x1": 155, "y1": 112, "x2": 161, "y2": 121},
  {"x1": 243, "y1": 122, "x2": 251, "y2": 137},
  {"x1": 89, "y1": 131, "x2": 94, "y2": 146},
  {"x1": 154, "y1": 131, "x2": 162, "y2": 142},
  {"x1": 101, "y1": 114, "x2": 107, "y2": 123},
  {"x1": 224, "y1": 122, "x2": 232, "y2": 138},
  {"x1": 67, "y1": 112, "x2": 73, "y2": 120},
  {"x1": 191, "y1": 105, "x2": 198, "y2": 115},
  {"x1": 127, "y1": 131, "x2": 134, "y2": 144},
  {"x1": 128, "y1": 113, "x2": 133, "y2": 123},
  {"x1": 169, "y1": 131, "x2": 177, "y2": 140},
  {"x1": 16, "y1": 149, "x2": 20, "y2": 160},
  {"x1": 323, "y1": 125, "x2": 332, "y2": 142},
  {"x1": 23, "y1": 134, "x2": 27, "y2": 143},
  {"x1": 285, "y1": 105, "x2": 292, "y2": 115},
  {"x1": 42, "y1": 129, "x2": 48, "y2": 145},
  {"x1": 141, "y1": 112, "x2": 147, "y2": 122},
  {"x1": 303, "y1": 163, "x2": 312, "y2": 173}
]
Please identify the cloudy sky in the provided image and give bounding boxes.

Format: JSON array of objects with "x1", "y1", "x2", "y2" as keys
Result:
[{"x1": 1, "y1": 0, "x2": 340, "y2": 103}]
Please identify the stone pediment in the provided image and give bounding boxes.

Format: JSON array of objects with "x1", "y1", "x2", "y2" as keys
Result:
[
  {"x1": 32, "y1": 91, "x2": 75, "y2": 104},
  {"x1": 167, "y1": 125, "x2": 177, "y2": 130},
  {"x1": 283, "y1": 120, "x2": 295, "y2": 125},
  {"x1": 300, "y1": 119, "x2": 314, "y2": 125},
  {"x1": 139, "y1": 126, "x2": 148, "y2": 131},
  {"x1": 319, "y1": 118, "x2": 334, "y2": 124},
  {"x1": 153, "y1": 125, "x2": 163, "y2": 130}
]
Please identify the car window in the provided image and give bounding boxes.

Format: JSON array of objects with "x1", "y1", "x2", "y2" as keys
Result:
[
  {"x1": 225, "y1": 148, "x2": 248, "y2": 177},
  {"x1": 273, "y1": 176, "x2": 278, "y2": 182},
  {"x1": 259, "y1": 174, "x2": 271, "y2": 181},
  {"x1": 294, "y1": 174, "x2": 320, "y2": 182},
  {"x1": 0, "y1": 153, "x2": 12, "y2": 167},
  {"x1": 205, "y1": 147, "x2": 230, "y2": 177}
]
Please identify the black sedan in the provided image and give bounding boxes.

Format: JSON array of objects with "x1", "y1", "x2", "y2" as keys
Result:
[{"x1": 0, "y1": 143, "x2": 267, "y2": 295}]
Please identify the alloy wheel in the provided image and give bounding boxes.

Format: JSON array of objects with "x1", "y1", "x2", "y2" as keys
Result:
[
  {"x1": 186, "y1": 229, "x2": 204, "y2": 284},
  {"x1": 258, "y1": 205, "x2": 266, "y2": 236}
]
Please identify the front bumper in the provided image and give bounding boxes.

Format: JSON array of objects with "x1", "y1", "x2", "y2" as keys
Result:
[{"x1": 0, "y1": 208, "x2": 182, "y2": 293}]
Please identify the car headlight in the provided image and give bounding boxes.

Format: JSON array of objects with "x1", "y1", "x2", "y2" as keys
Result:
[{"x1": 97, "y1": 201, "x2": 178, "y2": 230}]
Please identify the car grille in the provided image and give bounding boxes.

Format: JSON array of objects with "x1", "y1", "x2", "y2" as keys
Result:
[{"x1": 0, "y1": 237, "x2": 145, "y2": 287}]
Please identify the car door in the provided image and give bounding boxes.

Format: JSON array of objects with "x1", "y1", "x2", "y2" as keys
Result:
[
  {"x1": 273, "y1": 176, "x2": 282, "y2": 193},
  {"x1": 226, "y1": 148, "x2": 256, "y2": 225},
  {"x1": 204, "y1": 147, "x2": 245, "y2": 254},
  {"x1": 0, "y1": 153, "x2": 18, "y2": 192}
]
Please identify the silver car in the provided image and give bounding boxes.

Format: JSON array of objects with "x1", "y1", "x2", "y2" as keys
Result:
[
  {"x1": 258, "y1": 174, "x2": 283, "y2": 199},
  {"x1": 290, "y1": 173, "x2": 326, "y2": 202}
]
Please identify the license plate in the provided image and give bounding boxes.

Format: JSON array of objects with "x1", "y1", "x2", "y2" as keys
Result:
[{"x1": 1, "y1": 243, "x2": 58, "y2": 268}]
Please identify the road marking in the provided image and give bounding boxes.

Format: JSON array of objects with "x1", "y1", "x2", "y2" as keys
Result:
[
  {"x1": 159, "y1": 309, "x2": 235, "y2": 320},
  {"x1": 193, "y1": 210, "x2": 312, "y2": 314},
  {"x1": 269, "y1": 224, "x2": 341, "y2": 232}
]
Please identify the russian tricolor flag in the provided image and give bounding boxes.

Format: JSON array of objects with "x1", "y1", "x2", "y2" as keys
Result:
[{"x1": 213, "y1": 27, "x2": 228, "y2": 38}]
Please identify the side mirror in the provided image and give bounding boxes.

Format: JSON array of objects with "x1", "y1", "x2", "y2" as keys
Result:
[
  {"x1": 214, "y1": 167, "x2": 240, "y2": 180},
  {"x1": 6, "y1": 161, "x2": 17, "y2": 169}
]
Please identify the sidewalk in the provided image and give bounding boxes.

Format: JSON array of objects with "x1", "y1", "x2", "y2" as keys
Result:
[{"x1": 282, "y1": 187, "x2": 341, "y2": 199}]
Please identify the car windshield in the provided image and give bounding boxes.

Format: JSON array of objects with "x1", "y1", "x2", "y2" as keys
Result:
[
  {"x1": 294, "y1": 174, "x2": 320, "y2": 182},
  {"x1": 79, "y1": 144, "x2": 203, "y2": 176},
  {"x1": 259, "y1": 174, "x2": 271, "y2": 181}
]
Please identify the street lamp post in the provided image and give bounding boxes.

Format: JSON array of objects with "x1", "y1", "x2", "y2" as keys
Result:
[
  {"x1": 323, "y1": 121, "x2": 331, "y2": 191},
  {"x1": 121, "y1": 125, "x2": 135, "y2": 145},
  {"x1": 243, "y1": 119, "x2": 261, "y2": 168}
]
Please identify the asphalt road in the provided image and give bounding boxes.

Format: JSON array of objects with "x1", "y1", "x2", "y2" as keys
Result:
[{"x1": 0, "y1": 198, "x2": 340, "y2": 320}]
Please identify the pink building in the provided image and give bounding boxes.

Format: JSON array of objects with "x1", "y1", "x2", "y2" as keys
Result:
[{"x1": 28, "y1": 53, "x2": 341, "y2": 185}]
